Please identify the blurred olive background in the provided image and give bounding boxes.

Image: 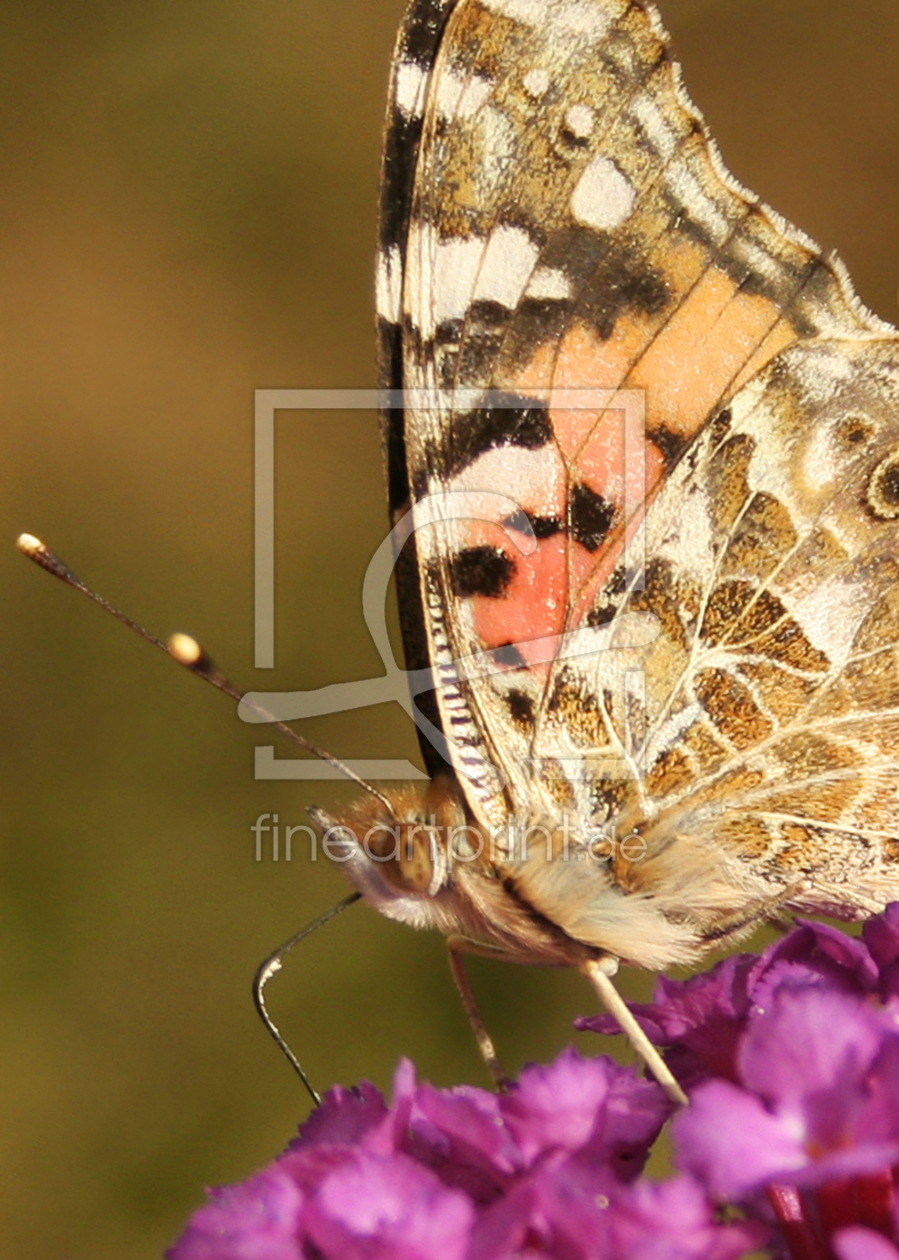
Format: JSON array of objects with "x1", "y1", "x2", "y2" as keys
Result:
[{"x1": 2, "y1": 1, "x2": 898, "y2": 1256}]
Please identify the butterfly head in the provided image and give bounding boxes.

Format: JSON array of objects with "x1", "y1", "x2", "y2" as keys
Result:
[{"x1": 308, "y1": 775, "x2": 474, "y2": 917}]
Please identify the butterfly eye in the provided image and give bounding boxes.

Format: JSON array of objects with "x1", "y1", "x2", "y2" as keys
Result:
[
  {"x1": 865, "y1": 448, "x2": 899, "y2": 520},
  {"x1": 836, "y1": 414, "x2": 875, "y2": 447},
  {"x1": 398, "y1": 828, "x2": 437, "y2": 893}
]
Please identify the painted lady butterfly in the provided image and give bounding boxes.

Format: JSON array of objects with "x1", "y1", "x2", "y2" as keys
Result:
[{"x1": 313, "y1": 0, "x2": 899, "y2": 1086}]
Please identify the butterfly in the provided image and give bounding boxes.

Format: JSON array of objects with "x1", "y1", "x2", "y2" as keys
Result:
[{"x1": 310, "y1": 0, "x2": 899, "y2": 1092}]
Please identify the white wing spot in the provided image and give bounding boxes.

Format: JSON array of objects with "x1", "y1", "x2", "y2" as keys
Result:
[
  {"x1": 405, "y1": 225, "x2": 539, "y2": 339},
  {"x1": 552, "y1": 0, "x2": 613, "y2": 38},
  {"x1": 482, "y1": 0, "x2": 612, "y2": 38},
  {"x1": 630, "y1": 94, "x2": 677, "y2": 160},
  {"x1": 404, "y1": 224, "x2": 481, "y2": 340},
  {"x1": 480, "y1": 0, "x2": 544, "y2": 25},
  {"x1": 523, "y1": 67, "x2": 551, "y2": 97},
  {"x1": 730, "y1": 236, "x2": 780, "y2": 285},
  {"x1": 665, "y1": 163, "x2": 730, "y2": 244},
  {"x1": 376, "y1": 245, "x2": 403, "y2": 323},
  {"x1": 526, "y1": 266, "x2": 573, "y2": 301},
  {"x1": 484, "y1": 0, "x2": 547, "y2": 23},
  {"x1": 571, "y1": 156, "x2": 636, "y2": 230},
  {"x1": 565, "y1": 103, "x2": 595, "y2": 139},
  {"x1": 394, "y1": 61, "x2": 427, "y2": 119},
  {"x1": 474, "y1": 225, "x2": 541, "y2": 309},
  {"x1": 449, "y1": 446, "x2": 566, "y2": 521},
  {"x1": 435, "y1": 67, "x2": 493, "y2": 120},
  {"x1": 431, "y1": 236, "x2": 485, "y2": 336}
]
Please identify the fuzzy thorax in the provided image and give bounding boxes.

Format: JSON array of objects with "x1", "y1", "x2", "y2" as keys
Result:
[{"x1": 309, "y1": 776, "x2": 712, "y2": 970}]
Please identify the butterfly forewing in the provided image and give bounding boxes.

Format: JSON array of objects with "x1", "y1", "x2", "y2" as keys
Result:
[{"x1": 368, "y1": 0, "x2": 899, "y2": 967}]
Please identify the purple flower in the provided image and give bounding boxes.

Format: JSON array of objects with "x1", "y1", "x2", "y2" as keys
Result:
[
  {"x1": 469, "y1": 1166, "x2": 763, "y2": 1260},
  {"x1": 835, "y1": 1225, "x2": 899, "y2": 1260},
  {"x1": 603, "y1": 1174, "x2": 765, "y2": 1260},
  {"x1": 290, "y1": 1080, "x2": 388, "y2": 1149},
  {"x1": 167, "y1": 1048, "x2": 741, "y2": 1260},
  {"x1": 302, "y1": 1148, "x2": 474, "y2": 1260},
  {"x1": 865, "y1": 903, "x2": 899, "y2": 1003},
  {"x1": 398, "y1": 1047, "x2": 672, "y2": 1200},
  {"x1": 498, "y1": 1046, "x2": 671, "y2": 1175},
  {"x1": 167, "y1": 1166, "x2": 304, "y2": 1260},
  {"x1": 573, "y1": 905, "x2": 899, "y2": 1258},
  {"x1": 675, "y1": 988, "x2": 899, "y2": 1197},
  {"x1": 578, "y1": 953, "x2": 758, "y2": 1085},
  {"x1": 756, "y1": 920, "x2": 879, "y2": 998},
  {"x1": 468, "y1": 1160, "x2": 616, "y2": 1260},
  {"x1": 578, "y1": 920, "x2": 880, "y2": 1086},
  {"x1": 404, "y1": 1079, "x2": 517, "y2": 1201},
  {"x1": 168, "y1": 907, "x2": 899, "y2": 1260}
]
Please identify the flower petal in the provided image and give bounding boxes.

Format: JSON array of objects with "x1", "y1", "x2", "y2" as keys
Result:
[
  {"x1": 674, "y1": 1081, "x2": 807, "y2": 1199},
  {"x1": 166, "y1": 1167, "x2": 304, "y2": 1260},
  {"x1": 834, "y1": 1225, "x2": 899, "y2": 1260}
]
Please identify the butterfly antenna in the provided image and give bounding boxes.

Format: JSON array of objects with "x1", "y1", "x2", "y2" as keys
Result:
[
  {"x1": 16, "y1": 534, "x2": 395, "y2": 812},
  {"x1": 253, "y1": 892, "x2": 362, "y2": 1105}
]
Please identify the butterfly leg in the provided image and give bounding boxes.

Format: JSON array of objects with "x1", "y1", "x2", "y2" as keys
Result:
[
  {"x1": 581, "y1": 956, "x2": 687, "y2": 1107},
  {"x1": 447, "y1": 939, "x2": 509, "y2": 1091}
]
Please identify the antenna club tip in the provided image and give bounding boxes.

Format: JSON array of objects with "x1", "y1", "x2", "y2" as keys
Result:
[
  {"x1": 167, "y1": 632, "x2": 203, "y2": 666},
  {"x1": 16, "y1": 533, "x2": 81, "y2": 585},
  {"x1": 16, "y1": 533, "x2": 46, "y2": 556},
  {"x1": 166, "y1": 632, "x2": 227, "y2": 688}
]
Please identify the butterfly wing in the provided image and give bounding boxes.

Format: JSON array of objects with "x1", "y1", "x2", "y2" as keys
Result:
[
  {"x1": 378, "y1": 0, "x2": 899, "y2": 962},
  {"x1": 509, "y1": 335, "x2": 899, "y2": 965},
  {"x1": 378, "y1": 0, "x2": 460, "y2": 780}
]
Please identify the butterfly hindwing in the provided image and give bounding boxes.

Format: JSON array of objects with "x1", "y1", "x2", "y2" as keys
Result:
[{"x1": 572, "y1": 338, "x2": 899, "y2": 946}]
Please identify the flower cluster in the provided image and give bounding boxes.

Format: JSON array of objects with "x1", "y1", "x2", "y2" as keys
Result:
[
  {"x1": 167, "y1": 1049, "x2": 758, "y2": 1259},
  {"x1": 580, "y1": 906, "x2": 899, "y2": 1258},
  {"x1": 168, "y1": 907, "x2": 899, "y2": 1260}
]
